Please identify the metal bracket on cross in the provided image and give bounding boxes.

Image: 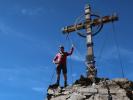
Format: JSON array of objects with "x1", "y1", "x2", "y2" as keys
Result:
[{"x1": 74, "y1": 13, "x2": 104, "y2": 37}]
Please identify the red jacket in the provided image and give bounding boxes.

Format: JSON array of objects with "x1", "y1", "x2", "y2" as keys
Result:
[{"x1": 53, "y1": 47, "x2": 74, "y2": 65}]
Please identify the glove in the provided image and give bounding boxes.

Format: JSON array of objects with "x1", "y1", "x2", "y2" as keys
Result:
[{"x1": 72, "y1": 44, "x2": 74, "y2": 48}]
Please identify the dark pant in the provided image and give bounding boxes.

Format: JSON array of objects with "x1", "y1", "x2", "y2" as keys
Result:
[
  {"x1": 56, "y1": 64, "x2": 67, "y2": 86},
  {"x1": 56, "y1": 64, "x2": 67, "y2": 75}
]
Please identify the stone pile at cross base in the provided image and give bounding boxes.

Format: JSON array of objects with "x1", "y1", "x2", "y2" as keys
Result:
[{"x1": 46, "y1": 76, "x2": 133, "y2": 100}]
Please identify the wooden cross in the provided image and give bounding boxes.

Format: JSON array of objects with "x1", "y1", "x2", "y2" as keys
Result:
[{"x1": 61, "y1": 4, "x2": 118, "y2": 79}]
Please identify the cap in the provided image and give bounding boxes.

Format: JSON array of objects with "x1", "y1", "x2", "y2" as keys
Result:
[{"x1": 59, "y1": 45, "x2": 64, "y2": 49}]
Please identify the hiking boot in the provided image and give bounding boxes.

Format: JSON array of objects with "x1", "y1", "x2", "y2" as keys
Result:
[
  {"x1": 64, "y1": 81, "x2": 68, "y2": 87},
  {"x1": 52, "y1": 80, "x2": 59, "y2": 87},
  {"x1": 55, "y1": 82, "x2": 59, "y2": 86}
]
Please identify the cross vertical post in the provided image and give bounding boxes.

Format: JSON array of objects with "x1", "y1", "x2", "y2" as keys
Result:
[{"x1": 84, "y1": 4, "x2": 96, "y2": 79}]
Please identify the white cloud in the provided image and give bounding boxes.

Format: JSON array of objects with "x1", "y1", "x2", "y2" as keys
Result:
[
  {"x1": 72, "y1": 73, "x2": 77, "y2": 77},
  {"x1": 0, "y1": 22, "x2": 55, "y2": 56},
  {"x1": 21, "y1": 7, "x2": 45, "y2": 16},
  {"x1": 70, "y1": 53, "x2": 85, "y2": 62},
  {"x1": 120, "y1": 48, "x2": 133, "y2": 64},
  {"x1": 0, "y1": 23, "x2": 13, "y2": 35},
  {"x1": 0, "y1": 22, "x2": 50, "y2": 47},
  {"x1": 32, "y1": 87, "x2": 44, "y2": 92},
  {"x1": 100, "y1": 47, "x2": 117, "y2": 60},
  {"x1": 98, "y1": 46, "x2": 133, "y2": 65},
  {"x1": 0, "y1": 22, "x2": 30, "y2": 39},
  {"x1": 121, "y1": 48, "x2": 133, "y2": 57}
]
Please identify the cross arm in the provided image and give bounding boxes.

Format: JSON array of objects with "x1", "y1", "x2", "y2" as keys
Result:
[
  {"x1": 62, "y1": 14, "x2": 118, "y2": 34},
  {"x1": 92, "y1": 14, "x2": 118, "y2": 26},
  {"x1": 61, "y1": 23, "x2": 85, "y2": 34}
]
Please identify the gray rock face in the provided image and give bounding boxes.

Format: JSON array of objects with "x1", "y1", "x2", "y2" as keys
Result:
[{"x1": 46, "y1": 77, "x2": 133, "y2": 100}]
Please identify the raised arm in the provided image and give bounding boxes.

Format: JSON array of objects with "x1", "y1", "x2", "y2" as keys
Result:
[{"x1": 67, "y1": 45, "x2": 74, "y2": 56}]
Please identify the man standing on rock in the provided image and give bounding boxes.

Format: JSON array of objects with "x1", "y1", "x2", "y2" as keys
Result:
[{"x1": 53, "y1": 45, "x2": 74, "y2": 87}]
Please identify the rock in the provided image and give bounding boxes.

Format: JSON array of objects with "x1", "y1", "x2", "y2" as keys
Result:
[
  {"x1": 50, "y1": 95, "x2": 68, "y2": 100},
  {"x1": 46, "y1": 78, "x2": 133, "y2": 100},
  {"x1": 113, "y1": 78, "x2": 128, "y2": 83},
  {"x1": 77, "y1": 87, "x2": 98, "y2": 94},
  {"x1": 98, "y1": 88, "x2": 108, "y2": 94},
  {"x1": 68, "y1": 93, "x2": 86, "y2": 100}
]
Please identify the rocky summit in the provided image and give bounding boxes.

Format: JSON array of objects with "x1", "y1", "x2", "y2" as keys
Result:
[{"x1": 46, "y1": 76, "x2": 133, "y2": 100}]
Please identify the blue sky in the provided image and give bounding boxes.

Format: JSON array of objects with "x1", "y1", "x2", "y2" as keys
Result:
[{"x1": 0, "y1": 0, "x2": 133, "y2": 100}]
